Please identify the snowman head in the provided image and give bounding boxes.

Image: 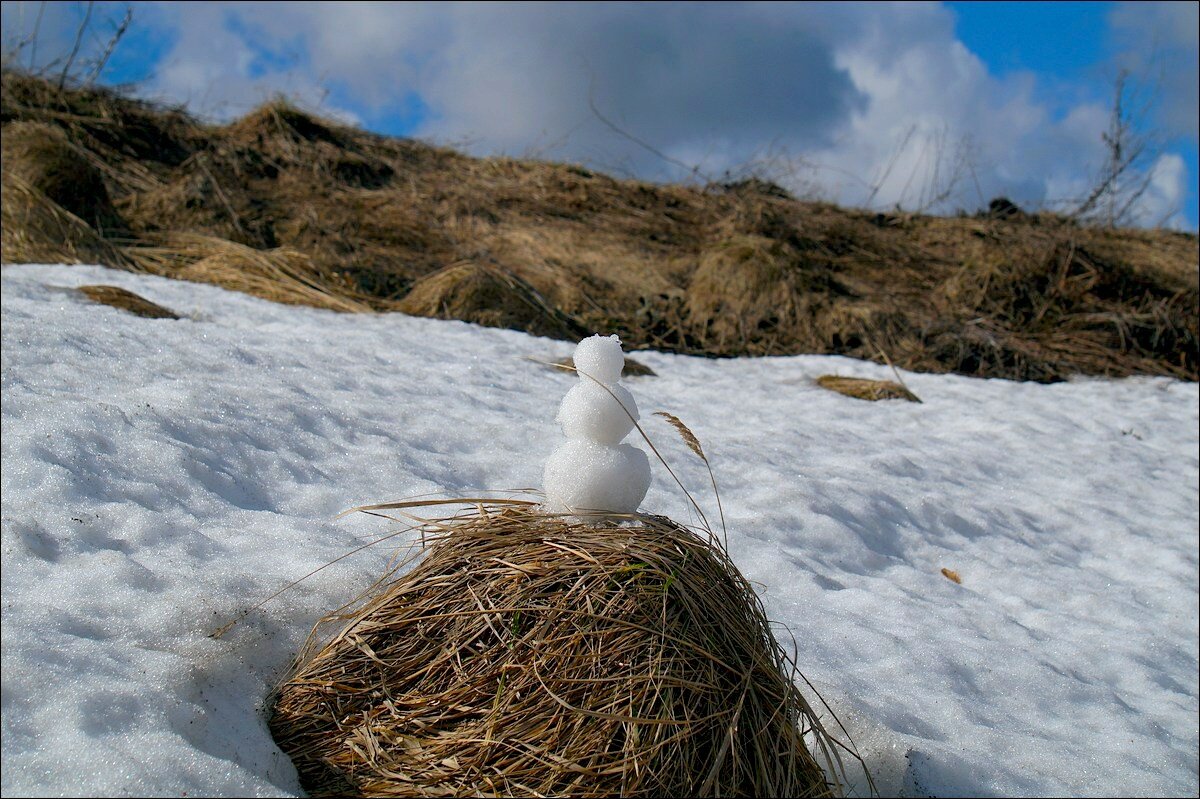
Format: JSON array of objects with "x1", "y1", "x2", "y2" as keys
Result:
[{"x1": 573, "y1": 334, "x2": 624, "y2": 385}]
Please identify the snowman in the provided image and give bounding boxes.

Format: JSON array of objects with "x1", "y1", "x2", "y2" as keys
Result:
[{"x1": 543, "y1": 334, "x2": 651, "y2": 517}]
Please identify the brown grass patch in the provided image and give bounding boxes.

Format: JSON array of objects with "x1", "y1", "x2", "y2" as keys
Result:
[
  {"x1": 127, "y1": 234, "x2": 380, "y2": 313},
  {"x1": 815, "y1": 376, "x2": 921, "y2": 403},
  {"x1": 1, "y1": 171, "x2": 135, "y2": 268},
  {"x1": 1, "y1": 120, "x2": 125, "y2": 235},
  {"x1": 269, "y1": 504, "x2": 849, "y2": 797},
  {"x1": 79, "y1": 284, "x2": 179, "y2": 319}
]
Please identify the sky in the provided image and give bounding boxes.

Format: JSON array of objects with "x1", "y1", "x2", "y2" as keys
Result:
[{"x1": 2, "y1": 1, "x2": 1197, "y2": 229}]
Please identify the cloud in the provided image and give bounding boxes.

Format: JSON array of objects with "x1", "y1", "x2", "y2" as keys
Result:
[
  {"x1": 409, "y1": 4, "x2": 866, "y2": 167},
  {"x1": 147, "y1": 2, "x2": 866, "y2": 177},
  {"x1": 1136, "y1": 152, "x2": 1190, "y2": 229},
  {"x1": 1109, "y1": 0, "x2": 1199, "y2": 142}
]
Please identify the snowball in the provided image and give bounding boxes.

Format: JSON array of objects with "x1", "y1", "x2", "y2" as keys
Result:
[
  {"x1": 573, "y1": 334, "x2": 625, "y2": 385},
  {"x1": 556, "y1": 381, "x2": 638, "y2": 445},
  {"x1": 542, "y1": 439, "x2": 651, "y2": 515}
]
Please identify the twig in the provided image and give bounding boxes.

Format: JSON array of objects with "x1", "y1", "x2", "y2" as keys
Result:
[
  {"x1": 86, "y1": 5, "x2": 132, "y2": 87},
  {"x1": 587, "y1": 81, "x2": 711, "y2": 185},
  {"x1": 58, "y1": 0, "x2": 94, "y2": 90}
]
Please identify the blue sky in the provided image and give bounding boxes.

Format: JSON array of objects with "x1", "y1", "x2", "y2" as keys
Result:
[
  {"x1": 2, "y1": 1, "x2": 1197, "y2": 229},
  {"x1": 948, "y1": 0, "x2": 1198, "y2": 227}
]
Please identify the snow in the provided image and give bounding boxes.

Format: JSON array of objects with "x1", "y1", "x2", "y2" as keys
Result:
[
  {"x1": 556, "y1": 380, "x2": 638, "y2": 445},
  {"x1": 572, "y1": 333, "x2": 626, "y2": 386},
  {"x1": 543, "y1": 334, "x2": 650, "y2": 514},
  {"x1": 542, "y1": 438, "x2": 652, "y2": 516},
  {"x1": 2, "y1": 263, "x2": 1197, "y2": 798}
]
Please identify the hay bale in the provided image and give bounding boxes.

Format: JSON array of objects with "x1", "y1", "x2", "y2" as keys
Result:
[
  {"x1": 816, "y1": 375, "x2": 920, "y2": 403},
  {"x1": 270, "y1": 507, "x2": 839, "y2": 797},
  {"x1": 1, "y1": 121, "x2": 123, "y2": 234},
  {"x1": 398, "y1": 262, "x2": 584, "y2": 340}
]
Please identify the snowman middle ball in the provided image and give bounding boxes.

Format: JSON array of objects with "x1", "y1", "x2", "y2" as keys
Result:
[{"x1": 556, "y1": 381, "x2": 638, "y2": 445}]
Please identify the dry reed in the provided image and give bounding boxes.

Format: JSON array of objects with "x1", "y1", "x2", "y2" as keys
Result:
[{"x1": 553, "y1": 355, "x2": 657, "y2": 378}]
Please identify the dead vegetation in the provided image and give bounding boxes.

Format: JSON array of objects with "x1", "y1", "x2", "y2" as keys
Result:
[
  {"x1": 2, "y1": 69, "x2": 1196, "y2": 382},
  {"x1": 269, "y1": 503, "x2": 845, "y2": 798},
  {"x1": 78, "y1": 284, "x2": 178, "y2": 319},
  {"x1": 815, "y1": 376, "x2": 920, "y2": 403}
]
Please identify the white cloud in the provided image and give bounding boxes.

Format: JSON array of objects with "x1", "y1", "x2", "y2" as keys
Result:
[
  {"x1": 1109, "y1": 0, "x2": 1199, "y2": 142},
  {"x1": 1135, "y1": 152, "x2": 1190, "y2": 229}
]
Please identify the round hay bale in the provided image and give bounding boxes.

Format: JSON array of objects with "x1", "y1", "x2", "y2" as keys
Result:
[
  {"x1": 270, "y1": 507, "x2": 839, "y2": 797},
  {"x1": 0, "y1": 121, "x2": 123, "y2": 234},
  {"x1": 398, "y1": 262, "x2": 583, "y2": 340}
]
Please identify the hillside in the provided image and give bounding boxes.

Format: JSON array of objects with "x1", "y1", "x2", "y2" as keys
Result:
[{"x1": 2, "y1": 69, "x2": 1196, "y2": 382}]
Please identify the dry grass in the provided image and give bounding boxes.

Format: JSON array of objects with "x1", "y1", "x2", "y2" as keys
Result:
[
  {"x1": 1, "y1": 120, "x2": 124, "y2": 234},
  {"x1": 78, "y1": 284, "x2": 179, "y2": 319},
  {"x1": 127, "y1": 233, "x2": 380, "y2": 313},
  {"x1": 3, "y1": 69, "x2": 1196, "y2": 383},
  {"x1": 815, "y1": 376, "x2": 921, "y2": 403},
  {"x1": 398, "y1": 261, "x2": 584, "y2": 339},
  {"x1": 269, "y1": 503, "x2": 849, "y2": 798},
  {"x1": 1, "y1": 171, "x2": 135, "y2": 269}
]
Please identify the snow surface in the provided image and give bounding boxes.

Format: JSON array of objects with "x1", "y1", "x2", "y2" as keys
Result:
[{"x1": 2, "y1": 263, "x2": 1197, "y2": 797}]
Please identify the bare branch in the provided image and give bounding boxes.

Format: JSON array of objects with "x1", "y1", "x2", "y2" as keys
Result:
[
  {"x1": 86, "y1": 4, "x2": 132, "y2": 87},
  {"x1": 29, "y1": 0, "x2": 47, "y2": 71},
  {"x1": 1070, "y1": 70, "x2": 1162, "y2": 228},
  {"x1": 58, "y1": 0, "x2": 94, "y2": 90},
  {"x1": 587, "y1": 81, "x2": 712, "y2": 185}
]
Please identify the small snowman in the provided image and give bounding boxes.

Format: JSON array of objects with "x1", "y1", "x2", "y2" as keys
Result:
[{"x1": 543, "y1": 334, "x2": 651, "y2": 517}]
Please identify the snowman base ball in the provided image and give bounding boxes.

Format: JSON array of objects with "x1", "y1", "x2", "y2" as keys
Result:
[{"x1": 542, "y1": 438, "x2": 651, "y2": 517}]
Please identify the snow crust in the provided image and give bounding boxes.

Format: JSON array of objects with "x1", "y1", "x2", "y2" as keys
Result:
[{"x1": 2, "y1": 264, "x2": 1197, "y2": 797}]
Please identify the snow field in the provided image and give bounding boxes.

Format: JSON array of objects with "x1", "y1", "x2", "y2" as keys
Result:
[{"x1": 1, "y1": 263, "x2": 1196, "y2": 797}]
